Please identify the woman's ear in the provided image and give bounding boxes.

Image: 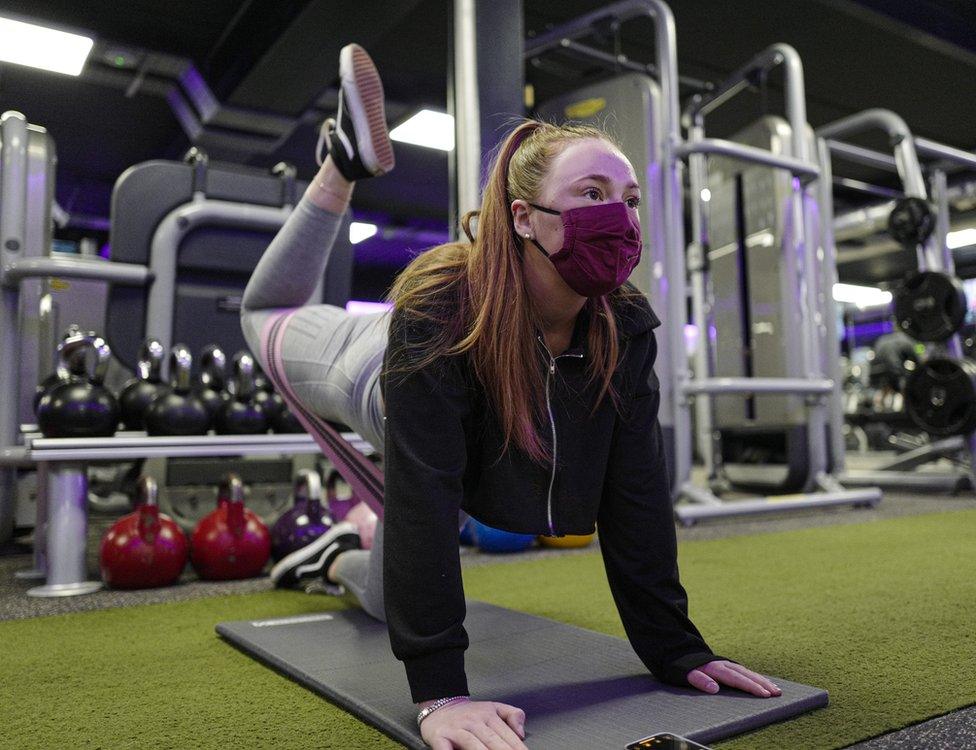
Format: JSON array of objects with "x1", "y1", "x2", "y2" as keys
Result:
[{"x1": 511, "y1": 199, "x2": 533, "y2": 241}]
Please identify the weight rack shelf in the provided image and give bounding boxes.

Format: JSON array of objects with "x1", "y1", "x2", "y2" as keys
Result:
[
  {"x1": 17, "y1": 430, "x2": 376, "y2": 598},
  {"x1": 24, "y1": 431, "x2": 375, "y2": 462}
]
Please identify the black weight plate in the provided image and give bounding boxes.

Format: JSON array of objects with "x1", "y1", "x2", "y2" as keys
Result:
[
  {"x1": 904, "y1": 357, "x2": 976, "y2": 436},
  {"x1": 888, "y1": 196, "x2": 936, "y2": 248},
  {"x1": 893, "y1": 271, "x2": 968, "y2": 343}
]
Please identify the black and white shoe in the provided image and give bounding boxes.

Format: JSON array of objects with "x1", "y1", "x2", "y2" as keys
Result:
[
  {"x1": 315, "y1": 43, "x2": 395, "y2": 180},
  {"x1": 270, "y1": 521, "x2": 361, "y2": 593}
]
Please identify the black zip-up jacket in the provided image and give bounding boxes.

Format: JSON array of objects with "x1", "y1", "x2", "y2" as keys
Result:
[{"x1": 381, "y1": 284, "x2": 725, "y2": 704}]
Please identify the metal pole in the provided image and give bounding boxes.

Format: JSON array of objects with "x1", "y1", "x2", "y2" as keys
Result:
[
  {"x1": 146, "y1": 200, "x2": 291, "y2": 365},
  {"x1": 773, "y1": 49, "x2": 829, "y2": 487},
  {"x1": 931, "y1": 170, "x2": 964, "y2": 361},
  {"x1": 27, "y1": 462, "x2": 102, "y2": 597},
  {"x1": 686, "y1": 122, "x2": 715, "y2": 476},
  {"x1": 453, "y1": 0, "x2": 481, "y2": 222},
  {"x1": 645, "y1": 0, "x2": 691, "y2": 499},
  {"x1": 816, "y1": 137, "x2": 847, "y2": 473},
  {"x1": 0, "y1": 111, "x2": 29, "y2": 545},
  {"x1": 816, "y1": 109, "x2": 926, "y2": 197}
]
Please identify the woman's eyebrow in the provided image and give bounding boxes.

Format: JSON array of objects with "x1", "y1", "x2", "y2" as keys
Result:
[{"x1": 571, "y1": 174, "x2": 641, "y2": 191}]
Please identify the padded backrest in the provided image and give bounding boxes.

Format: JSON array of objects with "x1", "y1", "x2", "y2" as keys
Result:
[{"x1": 107, "y1": 159, "x2": 352, "y2": 372}]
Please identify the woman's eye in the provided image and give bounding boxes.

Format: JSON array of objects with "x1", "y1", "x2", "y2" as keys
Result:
[
  {"x1": 626, "y1": 196, "x2": 641, "y2": 209},
  {"x1": 584, "y1": 187, "x2": 602, "y2": 200}
]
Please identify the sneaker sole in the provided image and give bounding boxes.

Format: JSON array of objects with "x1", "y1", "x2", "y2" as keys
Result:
[
  {"x1": 269, "y1": 521, "x2": 359, "y2": 586},
  {"x1": 340, "y1": 43, "x2": 395, "y2": 176}
]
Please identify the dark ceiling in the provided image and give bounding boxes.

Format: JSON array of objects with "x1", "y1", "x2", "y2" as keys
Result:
[{"x1": 1, "y1": 0, "x2": 975, "y2": 265}]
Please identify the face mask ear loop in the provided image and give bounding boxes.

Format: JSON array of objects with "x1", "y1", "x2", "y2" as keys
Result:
[
  {"x1": 526, "y1": 235, "x2": 552, "y2": 258},
  {"x1": 523, "y1": 202, "x2": 561, "y2": 257},
  {"x1": 527, "y1": 202, "x2": 561, "y2": 216}
]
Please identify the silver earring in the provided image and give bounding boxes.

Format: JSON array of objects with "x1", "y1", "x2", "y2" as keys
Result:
[{"x1": 524, "y1": 233, "x2": 531, "y2": 239}]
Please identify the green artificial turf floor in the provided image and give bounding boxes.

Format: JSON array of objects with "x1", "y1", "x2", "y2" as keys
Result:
[{"x1": 2, "y1": 509, "x2": 974, "y2": 749}]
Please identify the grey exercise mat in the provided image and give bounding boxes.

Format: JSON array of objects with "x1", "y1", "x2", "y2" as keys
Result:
[{"x1": 216, "y1": 601, "x2": 827, "y2": 749}]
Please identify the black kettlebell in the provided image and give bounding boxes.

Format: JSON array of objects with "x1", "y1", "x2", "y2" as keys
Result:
[
  {"x1": 250, "y1": 379, "x2": 303, "y2": 434},
  {"x1": 34, "y1": 324, "x2": 86, "y2": 413},
  {"x1": 254, "y1": 387, "x2": 284, "y2": 419},
  {"x1": 36, "y1": 334, "x2": 120, "y2": 438},
  {"x1": 118, "y1": 339, "x2": 170, "y2": 430},
  {"x1": 195, "y1": 345, "x2": 232, "y2": 419},
  {"x1": 144, "y1": 345, "x2": 212, "y2": 436},
  {"x1": 253, "y1": 360, "x2": 272, "y2": 394},
  {"x1": 215, "y1": 352, "x2": 269, "y2": 435},
  {"x1": 270, "y1": 402, "x2": 303, "y2": 434}
]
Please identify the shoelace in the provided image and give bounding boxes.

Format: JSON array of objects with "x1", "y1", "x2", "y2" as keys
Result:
[{"x1": 315, "y1": 118, "x2": 335, "y2": 167}]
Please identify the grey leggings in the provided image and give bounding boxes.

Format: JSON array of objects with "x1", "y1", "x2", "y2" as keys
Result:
[{"x1": 240, "y1": 196, "x2": 390, "y2": 620}]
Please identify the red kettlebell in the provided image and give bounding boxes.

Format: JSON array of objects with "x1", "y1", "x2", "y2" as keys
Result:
[
  {"x1": 190, "y1": 474, "x2": 271, "y2": 580},
  {"x1": 99, "y1": 476, "x2": 189, "y2": 589}
]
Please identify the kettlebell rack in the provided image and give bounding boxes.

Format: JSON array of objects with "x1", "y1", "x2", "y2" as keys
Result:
[{"x1": 17, "y1": 431, "x2": 374, "y2": 598}]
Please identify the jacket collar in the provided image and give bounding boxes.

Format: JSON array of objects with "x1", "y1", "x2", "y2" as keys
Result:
[{"x1": 536, "y1": 286, "x2": 661, "y2": 358}]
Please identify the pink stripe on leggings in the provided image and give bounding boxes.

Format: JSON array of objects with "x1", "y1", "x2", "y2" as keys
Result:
[{"x1": 259, "y1": 310, "x2": 385, "y2": 519}]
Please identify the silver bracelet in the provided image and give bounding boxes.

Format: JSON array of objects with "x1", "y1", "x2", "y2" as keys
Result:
[{"x1": 416, "y1": 696, "x2": 468, "y2": 727}]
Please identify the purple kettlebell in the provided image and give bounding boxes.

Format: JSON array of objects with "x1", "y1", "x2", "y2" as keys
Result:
[
  {"x1": 325, "y1": 469, "x2": 357, "y2": 524},
  {"x1": 270, "y1": 470, "x2": 332, "y2": 563}
]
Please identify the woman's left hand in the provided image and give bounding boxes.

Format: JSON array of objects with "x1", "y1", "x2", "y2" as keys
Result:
[{"x1": 686, "y1": 660, "x2": 782, "y2": 698}]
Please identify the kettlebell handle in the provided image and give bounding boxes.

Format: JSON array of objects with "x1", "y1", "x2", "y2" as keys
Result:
[
  {"x1": 136, "y1": 339, "x2": 165, "y2": 382},
  {"x1": 168, "y1": 344, "x2": 194, "y2": 392},
  {"x1": 294, "y1": 469, "x2": 322, "y2": 504},
  {"x1": 228, "y1": 351, "x2": 257, "y2": 402},
  {"x1": 56, "y1": 333, "x2": 113, "y2": 384},
  {"x1": 218, "y1": 473, "x2": 246, "y2": 503},
  {"x1": 199, "y1": 345, "x2": 227, "y2": 388},
  {"x1": 324, "y1": 469, "x2": 340, "y2": 502},
  {"x1": 137, "y1": 475, "x2": 159, "y2": 507}
]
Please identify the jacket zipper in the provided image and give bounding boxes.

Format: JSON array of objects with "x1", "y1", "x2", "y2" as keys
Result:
[{"x1": 538, "y1": 335, "x2": 584, "y2": 535}]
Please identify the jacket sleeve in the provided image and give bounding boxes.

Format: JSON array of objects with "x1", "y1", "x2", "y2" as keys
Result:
[
  {"x1": 597, "y1": 329, "x2": 731, "y2": 687},
  {"x1": 381, "y1": 310, "x2": 471, "y2": 704}
]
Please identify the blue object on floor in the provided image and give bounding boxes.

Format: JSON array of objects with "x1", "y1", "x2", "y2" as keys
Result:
[{"x1": 470, "y1": 519, "x2": 535, "y2": 553}]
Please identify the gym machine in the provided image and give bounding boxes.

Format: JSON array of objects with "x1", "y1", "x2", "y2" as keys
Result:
[
  {"x1": 818, "y1": 109, "x2": 976, "y2": 491},
  {"x1": 0, "y1": 112, "x2": 369, "y2": 595},
  {"x1": 524, "y1": 6, "x2": 880, "y2": 523},
  {"x1": 669, "y1": 45, "x2": 880, "y2": 524}
]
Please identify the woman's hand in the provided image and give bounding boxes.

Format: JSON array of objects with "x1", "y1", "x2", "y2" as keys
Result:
[
  {"x1": 686, "y1": 660, "x2": 782, "y2": 698},
  {"x1": 420, "y1": 699, "x2": 528, "y2": 749}
]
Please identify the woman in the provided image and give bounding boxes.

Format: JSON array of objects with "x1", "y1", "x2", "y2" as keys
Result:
[{"x1": 241, "y1": 43, "x2": 781, "y2": 750}]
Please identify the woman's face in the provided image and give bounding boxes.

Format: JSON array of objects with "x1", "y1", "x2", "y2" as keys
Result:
[{"x1": 511, "y1": 137, "x2": 642, "y2": 255}]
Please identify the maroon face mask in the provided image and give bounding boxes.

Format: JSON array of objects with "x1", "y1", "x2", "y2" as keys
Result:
[{"x1": 526, "y1": 201, "x2": 642, "y2": 298}]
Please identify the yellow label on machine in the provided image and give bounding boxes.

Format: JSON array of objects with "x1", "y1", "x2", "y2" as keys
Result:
[
  {"x1": 50, "y1": 279, "x2": 70, "y2": 291},
  {"x1": 565, "y1": 97, "x2": 607, "y2": 120}
]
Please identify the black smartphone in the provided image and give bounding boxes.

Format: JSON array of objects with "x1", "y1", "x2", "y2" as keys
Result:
[{"x1": 625, "y1": 732, "x2": 713, "y2": 750}]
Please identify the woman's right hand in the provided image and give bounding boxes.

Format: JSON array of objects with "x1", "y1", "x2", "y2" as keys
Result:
[{"x1": 420, "y1": 699, "x2": 528, "y2": 749}]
